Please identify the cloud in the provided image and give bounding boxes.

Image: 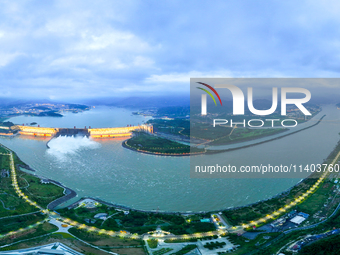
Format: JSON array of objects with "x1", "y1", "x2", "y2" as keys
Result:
[
  {"x1": 0, "y1": 52, "x2": 22, "y2": 67},
  {"x1": 0, "y1": 0, "x2": 340, "y2": 99},
  {"x1": 145, "y1": 71, "x2": 232, "y2": 83}
]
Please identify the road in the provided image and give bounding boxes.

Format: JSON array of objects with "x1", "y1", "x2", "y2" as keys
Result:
[
  {"x1": 243, "y1": 149, "x2": 340, "y2": 254},
  {"x1": 1, "y1": 143, "x2": 226, "y2": 241},
  {"x1": 1, "y1": 141, "x2": 340, "y2": 253}
]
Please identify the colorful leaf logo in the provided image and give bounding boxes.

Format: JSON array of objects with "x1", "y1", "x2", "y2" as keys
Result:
[{"x1": 196, "y1": 82, "x2": 223, "y2": 106}]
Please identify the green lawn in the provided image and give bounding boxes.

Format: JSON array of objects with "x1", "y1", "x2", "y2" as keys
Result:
[
  {"x1": 147, "y1": 239, "x2": 158, "y2": 248},
  {"x1": 17, "y1": 172, "x2": 64, "y2": 208},
  {"x1": 0, "y1": 146, "x2": 8, "y2": 154},
  {"x1": 51, "y1": 232, "x2": 75, "y2": 239},
  {"x1": 68, "y1": 227, "x2": 143, "y2": 247},
  {"x1": 226, "y1": 232, "x2": 281, "y2": 255},
  {"x1": 299, "y1": 234, "x2": 340, "y2": 255},
  {"x1": 58, "y1": 205, "x2": 209, "y2": 235},
  {"x1": 170, "y1": 244, "x2": 197, "y2": 255},
  {"x1": 153, "y1": 247, "x2": 173, "y2": 255},
  {"x1": 0, "y1": 213, "x2": 46, "y2": 235},
  {"x1": 0, "y1": 222, "x2": 58, "y2": 247},
  {"x1": 223, "y1": 176, "x2": 321, "y2": 227},
  {"x1": 0, "y1": 151, "x2": 37, "y2": 217},
  {"x1": 297, "y1": 180, "x2": 334, "y2": 216},
  {"x1": 0, "y1": 145, "x2": 64, "y2": 217},
  {"x1": 126, "y1": 132, "x2": 204, "y2": 154}
]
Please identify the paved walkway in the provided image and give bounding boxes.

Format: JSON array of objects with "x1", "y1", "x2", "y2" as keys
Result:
[
  {"x1": 2, "y1": 140, "x2": 340, "y2": 255},
  {"x1": 48, "y1": 218, "x2": 72, "y2": 233}
]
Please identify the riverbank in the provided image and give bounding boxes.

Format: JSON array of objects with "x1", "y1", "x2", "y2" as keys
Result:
[
  {"x1": 2, "y1": 124, "x2": 340, "y2": 239},
  {"x1": 122, "y1": 115, "x2": 325, "y2": 157},
  {"x1": 12, "y1": 150, "x2": 36, "y2": 172},
  {"x1": 206, "y1": 114, "x2": 326, "y2": 154},
  {"x1": 2, "y1": 116, "x2": 332, "y2": 219},
  {"x1": 123, "y1": 132, "x2": 205, "y2": 156},
  {"x1": 54, "y1": 138, "x2": 340, "y2": 241},
  {"x1": 207, "y1": 127, "x2": 288, "y2": 146},
  {"x1": 122, "y1": 140, "x2": 205, "y2": 156},
  {"x1": 1, "y1": 105, "x2": 338, "y2": 213},
  {"x1": 17, "y1": 156, "x2": 77, "y2": 210},
  {"x1": 2, "y1": 128, "x2": 340, "y2": 255},
  {"x1": 1, "y1": 143, "x2": 76, "y2": 210}
]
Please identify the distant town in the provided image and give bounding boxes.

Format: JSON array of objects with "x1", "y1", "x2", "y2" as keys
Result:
[{"x1": 0, "y1": 103, "x2": 91, "y2": 119}]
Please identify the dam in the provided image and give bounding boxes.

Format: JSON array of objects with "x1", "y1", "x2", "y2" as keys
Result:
[
  {"x1": 56, "y1": 128, "x2": 90, "y2": 137},
  {"x1": 15, "y1": 124, "x2": 153, "y2": 138},
  {"x1": 1, "y1": 105, "x2": 339, "y2": 211}
]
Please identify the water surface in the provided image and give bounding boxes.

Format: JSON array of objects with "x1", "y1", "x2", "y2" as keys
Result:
[{"x1": 0, "y1": 105, "x2": 339, "y2": 212}]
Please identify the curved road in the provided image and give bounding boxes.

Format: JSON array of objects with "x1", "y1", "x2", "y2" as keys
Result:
[{"x1": 1, "y1": 141, "x2": 340, "y2": 248}]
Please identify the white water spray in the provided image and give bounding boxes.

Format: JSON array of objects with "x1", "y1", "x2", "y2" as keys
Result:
[{"x1": 47, "y1": 136, "x2": 101, "y2": 160}]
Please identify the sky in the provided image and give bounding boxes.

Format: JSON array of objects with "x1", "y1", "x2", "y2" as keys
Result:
[{"x1": 1, "y1": 0, "x2": 340, "y2": 100}]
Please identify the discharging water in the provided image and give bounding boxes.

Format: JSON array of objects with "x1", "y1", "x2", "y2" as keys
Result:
[{"x1": 1, "y1": 105, "x2": 340, "y2": 212}]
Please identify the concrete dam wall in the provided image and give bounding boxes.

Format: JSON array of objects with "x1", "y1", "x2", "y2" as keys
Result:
[{"x1": 15, "y1": 124, "x2": 153, "y2": 138}]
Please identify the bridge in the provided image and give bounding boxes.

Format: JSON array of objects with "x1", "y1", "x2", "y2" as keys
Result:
[{"x1": 15, "y1": 124, "x2": 153, "y2": 138}]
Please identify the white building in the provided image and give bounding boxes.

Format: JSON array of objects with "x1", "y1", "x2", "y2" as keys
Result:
[
  {"x1": 290, "y1": 215, "x2": 306, "y2": 225},
  {"x1": 0, "y1": 242, "x2": 83, "y2": 255}
]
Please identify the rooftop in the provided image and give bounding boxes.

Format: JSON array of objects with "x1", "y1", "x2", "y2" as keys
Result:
[{"x1": 0, "y1": 242, "x2": 83, "y2": 255}]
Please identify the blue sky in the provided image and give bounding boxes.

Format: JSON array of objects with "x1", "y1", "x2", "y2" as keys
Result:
[{"x1": 1, "y1": 0, "x2": 340, "y2": 100}]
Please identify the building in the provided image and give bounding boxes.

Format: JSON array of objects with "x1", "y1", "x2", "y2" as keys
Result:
[
  {"x1": 94, "y1": 213, "x2": 108, "y2": 220},
  {"x1": 290, "y1": 215, "x2": 306, "y2": 225},
  {"x1": 270, "y1": 217, "x2": 286, "y2": 228},
  {"x1": 0, "y1": 242, "x2": 83, "y2": 255},
  {"x1": 287, "y1": 210, "x2": 297, "y2": 218},
  {"x1": 297, "y1": 212, "x2": 309, "y2": 219}
]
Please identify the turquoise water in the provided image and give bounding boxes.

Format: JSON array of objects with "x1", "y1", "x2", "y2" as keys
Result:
[{"x1": 0, "y1": 105, "x2": 339, "y2": 212}]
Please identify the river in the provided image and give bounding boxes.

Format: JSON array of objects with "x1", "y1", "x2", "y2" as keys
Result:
[{"x1": 0, "y1": 105, "x2": 339, "y2": 212}]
